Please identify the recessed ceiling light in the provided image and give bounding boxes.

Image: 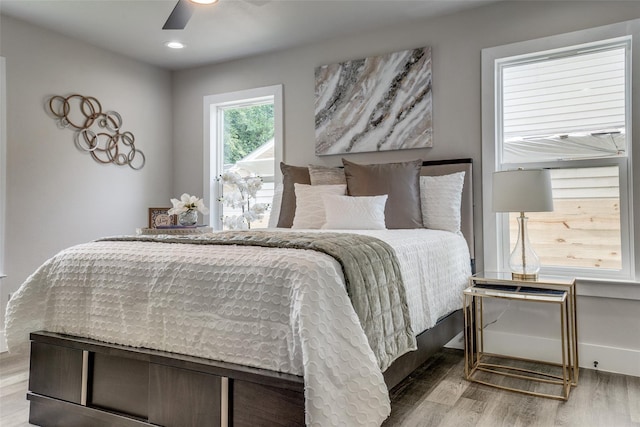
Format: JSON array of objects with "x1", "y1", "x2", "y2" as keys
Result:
[
  {"x1": 165, "y1": 41, "x2": 185, "y2": 49},
  {"x1": 190, "y1": 0, "x2": 219, "y2": 4}
]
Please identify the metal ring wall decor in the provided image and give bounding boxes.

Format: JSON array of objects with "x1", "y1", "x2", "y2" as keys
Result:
[{"x1": 47, "y1": 94, "x2": 145, "y2": 170}]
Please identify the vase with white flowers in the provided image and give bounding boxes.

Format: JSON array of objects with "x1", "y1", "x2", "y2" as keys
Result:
[
  {"x1": 218, "y1": 171, "x2": 268, "y2": 230},
  {"x1": 168, "y1": 193, "x2": 210, "y2": 226}
]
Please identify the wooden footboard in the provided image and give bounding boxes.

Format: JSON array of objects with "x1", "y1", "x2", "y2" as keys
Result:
[
  {"x1": 26, "y1": 309, "x2": 462, "y2": 427},
  {"x1": 28, "y1": 332, "x2": 305, "y2": 427}
]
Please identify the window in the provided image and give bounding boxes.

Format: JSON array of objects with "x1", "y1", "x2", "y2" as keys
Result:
[
  {"x1": 204, "y1": 85, "x2": 283, "y2": 230},
  {"x1": 501, "y1": 46, "x2": 627, "y2": 164},
  {"x1": 219, "y1": 101, "x2": 275, "y2": 229},
  {"x1": 482, "y1": 22, "x2": 636, "y2": 281}
]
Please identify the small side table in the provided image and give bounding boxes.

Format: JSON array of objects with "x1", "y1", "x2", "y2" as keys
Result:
[
  {"x1": 136, "y1": 226, "x2": 213, "y2": 236},
  {"x1": 464, "y1": 272, "x2": 578, "y2": 400}
]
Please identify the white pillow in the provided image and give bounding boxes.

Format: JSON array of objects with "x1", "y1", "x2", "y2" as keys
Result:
[
  {"x1": 292, "y1": 183, "x2": 347, "y2": 229},
  {"x1": 321, "y1": 194, "x2": 387, "y2": 230},
  {"x1": 420, "y1": 171, "x2": 465, "y2": 233},
  {"x1": 267, "y1": 184, "x2": 283, "y2": 228}
]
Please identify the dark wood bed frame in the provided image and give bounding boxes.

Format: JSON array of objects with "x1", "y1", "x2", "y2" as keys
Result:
[{"x1": 25, "y1": 159, "x2": 474, "y2": 427}]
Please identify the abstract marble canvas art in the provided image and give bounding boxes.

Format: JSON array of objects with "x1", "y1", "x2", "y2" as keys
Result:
[{"x1": 315, "y1": 47, "x2": 432, "y2": 155}]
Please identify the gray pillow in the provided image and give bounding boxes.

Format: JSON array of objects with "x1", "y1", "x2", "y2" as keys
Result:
[
  {"x1": 308, "y1": 165, "x2": 346, "y2": 185},
  {"x1": 277, "y1": 162, "x2": 311, "y2": 228},
  {"x1": 342, "y1": 158, "x2": 423, "y2": 229}
]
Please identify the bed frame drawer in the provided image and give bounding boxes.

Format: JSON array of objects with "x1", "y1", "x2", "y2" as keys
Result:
[
  {"x1": 149, "y1": 363, "x2": 222, "y2": 426},
  {"x1": 28, "y1": 331, "x2": 305, "y2": 427},
  {"x1": 231, "y1": 379, "x2": 305, "y2": 426},
  {"x1": 29, "y1": 341, "x2": 83, "y2": 405},
  {"x1": 90, "y1": 352, "x2": 150, "y2": 419}
]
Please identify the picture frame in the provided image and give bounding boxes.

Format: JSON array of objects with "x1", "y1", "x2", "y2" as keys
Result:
[{"x1": 148, "y1": 207, "x2": 177, "y2": 229}]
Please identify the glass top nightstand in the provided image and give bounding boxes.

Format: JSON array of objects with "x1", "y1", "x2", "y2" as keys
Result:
[
  {"x1": 473, "y1": 271, "x2": 575, "y2": 287},
  {"x1": 464, "y1": 272, "x2": 578, "y2": 400}
]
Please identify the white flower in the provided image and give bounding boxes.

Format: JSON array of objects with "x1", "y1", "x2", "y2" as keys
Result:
[
  {"x1": 220, "y1": 192, "x2": 246, "y2": 209},
  {"x1": 168, "y1": 193, "x2": 210, "y2": 215},
  {"x1": 193, "y1": 198, "x2": 210, "y2": 214},
  {"x1": 218, "y1": 173, "x2": 270, "y2": 229},
  {"x1": 243, "y1": 211, "x2": 257, "y2": 222},
  {"x1": 245, "y1": 176, "x2": 263, "y2": 199},
  {"x1": 250, "y1": 203, "x2": 267, "y2": 215},
  {"x1": 223, "y1": 215, "x2": 248, "y2": 230},
  {"x1": 220, "y1": 171, "x2": 242, "y2": 186}
]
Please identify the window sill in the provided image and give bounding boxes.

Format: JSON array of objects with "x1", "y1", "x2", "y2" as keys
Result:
[{"x1": 575, "y1": 277, "x2": 640, "y2": 301}]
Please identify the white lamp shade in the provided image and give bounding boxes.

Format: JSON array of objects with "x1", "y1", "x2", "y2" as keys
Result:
[{"x1": 493, "y1": 169, "x2": 554, "y2": 213}]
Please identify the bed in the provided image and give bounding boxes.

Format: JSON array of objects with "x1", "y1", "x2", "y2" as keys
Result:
[{"x1": 5, "y1": 158, "x2": 474, "y2": 427}]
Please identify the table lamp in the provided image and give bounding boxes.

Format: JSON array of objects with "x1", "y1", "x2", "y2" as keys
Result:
[{"x1": 493, "y1": 168, "x2": 553, "y2": 280}]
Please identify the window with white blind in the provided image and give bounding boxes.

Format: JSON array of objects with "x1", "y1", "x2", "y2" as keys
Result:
[
  {"x1": 501, "y1": 44, "x2": 627, "y2": 164},
  {"x1": 482, "y1": 25, "x2": 635, "y2": 281}
]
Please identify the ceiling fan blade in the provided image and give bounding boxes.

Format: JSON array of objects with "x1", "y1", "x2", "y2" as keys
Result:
[{"x1": 163, "y1": 0, "x2": 195, "y2": 30}]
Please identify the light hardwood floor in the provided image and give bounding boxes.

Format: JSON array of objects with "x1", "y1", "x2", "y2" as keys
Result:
[
  {"x1": 1, "y1": 348, "x2": 639, "y2": 426},
  {"x1": 0, "y1": 350, "x2": 31, "y2": 427}
]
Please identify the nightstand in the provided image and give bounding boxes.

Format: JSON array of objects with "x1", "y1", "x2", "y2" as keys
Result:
[
  {"x1": 464, "y1": 272, "x2": 578, "y2": 400},
  {"x1": 136, "y1": 226, "x2": 213, "y2": 235}
]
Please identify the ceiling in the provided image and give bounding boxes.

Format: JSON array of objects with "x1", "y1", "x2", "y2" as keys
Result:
[{"x1": 0, "y1": 0, "x2": 498, "y2": 70}]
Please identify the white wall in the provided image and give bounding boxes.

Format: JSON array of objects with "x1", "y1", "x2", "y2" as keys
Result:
[
  {"x1": 1, "y1": 1, "x2": 639, "y2": 377},
  {"x1": 0, "y1": 15, "x2": 173, "y2": 344},
  {"x1": 172, "y1": 1, "x2": 640, "y2": 376}
]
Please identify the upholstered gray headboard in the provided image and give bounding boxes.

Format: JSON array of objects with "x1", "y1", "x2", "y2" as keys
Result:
[{"x1": 419, "y1": 158, "x2": 474, "y2": 262}]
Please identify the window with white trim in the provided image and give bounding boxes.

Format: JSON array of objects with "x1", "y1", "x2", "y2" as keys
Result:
[
  {"x1": 482, "y1": 24, "x2": 635, "y2": 281},
  {"x1": 203, "y1": 85, "x2": 283, "y2": 230}
]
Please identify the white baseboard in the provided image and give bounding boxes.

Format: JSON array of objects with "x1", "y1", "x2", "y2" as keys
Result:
[
  {"x1": 0, "y1": 330, "x2": 7, "y2": 353},
  {"x1": 446, "y1": 331, "x2": 465, "y2": 350},
  {"x1": 447, "y1": 330, "x2": 640, "y2": 378},
  {"x1": 578, "y1": 341, "x2": 640, "y2": 377}
]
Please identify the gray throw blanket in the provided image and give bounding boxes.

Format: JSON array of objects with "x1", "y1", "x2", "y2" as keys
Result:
[{"x1": 100, "y1": 230, "x2": 416, "y2": 370}]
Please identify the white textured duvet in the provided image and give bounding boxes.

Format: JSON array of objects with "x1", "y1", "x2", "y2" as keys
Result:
[{"x1": 5, "y1": 228, "x2": 470, "y2": 427}]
